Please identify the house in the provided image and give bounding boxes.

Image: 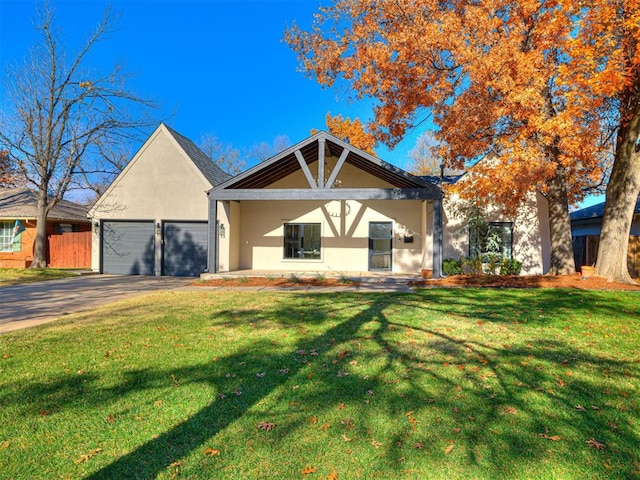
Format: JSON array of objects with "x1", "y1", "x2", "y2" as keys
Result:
[
  {"x1": 570, "y1": 196, "x2": 640, "y2": 277},
  {"x1": 0, "y1": 187, "x2": 91, "y2": 268},
  {"x1": 89, "y1": 127, "x2": 551, "y2": 278},
  {"x1": 206, "y1": 132, "x2": 551, "y2": 276},
  {"x1": 88, "y1": 123, "x2": 230, "y2": 276}
]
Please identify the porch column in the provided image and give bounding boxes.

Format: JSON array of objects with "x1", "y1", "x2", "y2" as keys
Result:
[
  {"x1": 432, "y1": 197, "x2": 443, "y2": 278},
  {"x1": 208, "y1": 197, "x2": 218, "y2": 273}
]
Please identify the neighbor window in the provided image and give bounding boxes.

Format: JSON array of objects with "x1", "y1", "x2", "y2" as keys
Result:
[
  {"x1": 469, "y1": 222, "x2": 513, "y2": 259},
  {"x1": 0, "y1": 221, "x2": 19, "y2": 252},
  {"x1": 283, "y1": 223, "x2": 321, "y2": 259}
]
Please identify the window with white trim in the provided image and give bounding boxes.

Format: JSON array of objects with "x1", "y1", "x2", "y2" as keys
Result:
[
  {"x1": 0, "y1": 221, "x2": 19, "y2": 252},
  {"x1": 283, "y1": 223, "x2": 321, "y2": 259}
]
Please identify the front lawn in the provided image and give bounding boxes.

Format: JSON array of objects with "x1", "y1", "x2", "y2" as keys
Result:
[
  {"x1": 0, "y1": 289, "x2": 638, "y2": 479},
  {"x1": 0, "y1": 267, "x2": 77, "y2": 286}
]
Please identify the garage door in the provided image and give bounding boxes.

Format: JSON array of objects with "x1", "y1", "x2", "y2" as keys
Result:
[
  {"x1": 162, "y1": 221, "x2": 208, "y2": 277},
  {"x1": 102, "y1": 221, "x2": 155, "y2": 275}
]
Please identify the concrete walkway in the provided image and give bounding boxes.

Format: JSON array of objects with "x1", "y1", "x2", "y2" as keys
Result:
[{"x1": 0, "y1": 275, "x2": 193, "y2": 333}]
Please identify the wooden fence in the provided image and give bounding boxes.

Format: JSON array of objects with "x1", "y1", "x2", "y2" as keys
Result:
[
  {"x1": 574, "y1": 235, "x2": 639, "y2": 278},
  {"x1": 47, "y1": 231, "x2": 91, "y2": 268}
]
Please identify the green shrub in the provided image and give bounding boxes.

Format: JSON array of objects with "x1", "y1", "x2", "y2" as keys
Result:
[
  {"x1": 461, "y1": 256, "x2": 483, "y2": 275},
  {"x1": 442, "y1": 258, "x2": 462, "y2": 276},
  {"x1": 500, "y1": 258, "x2": 522, "y2": 276},
  {"x1": 482, "y1": 254, "x2": 503, "y2": 275}
]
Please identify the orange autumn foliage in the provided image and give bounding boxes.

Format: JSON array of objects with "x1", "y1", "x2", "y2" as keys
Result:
[
  {"x1": 324, "y1": 113, "x2": 377, "y2": 154},
  {"x1": 286, "y1": 0, "x2": 640, "y2": 275}
]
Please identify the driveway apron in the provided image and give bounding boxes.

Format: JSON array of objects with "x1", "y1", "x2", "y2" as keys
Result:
[{"x1": 0, "y1": 275, "x2": 193, "y2": 333}]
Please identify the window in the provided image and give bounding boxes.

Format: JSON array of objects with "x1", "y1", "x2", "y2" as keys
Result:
[
  {"x1": 469, "y1": 222, "x2": 513, "y2": 259},
  {"x1": 284, "y1": 223, "x2": 321, "y2": 259},
  {"x1": 0, "y1": 221, "x2": 20, "y2": 252}
]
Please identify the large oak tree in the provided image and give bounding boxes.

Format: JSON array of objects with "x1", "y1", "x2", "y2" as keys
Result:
[
  {"x1": 0, "y1": 3, "x2": 156, "y2": 267},
  {"x1": 286, "y1": 0, "x2": 638, "y2": 279}
]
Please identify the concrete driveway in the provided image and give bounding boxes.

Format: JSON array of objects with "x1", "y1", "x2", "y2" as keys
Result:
[{"x1": 0, "y1": 275, "x2": 194, "y2": 333}]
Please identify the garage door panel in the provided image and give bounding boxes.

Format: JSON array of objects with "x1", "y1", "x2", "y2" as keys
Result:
[
  {"x1": 163, "y1": 222, "x2": 208, "y2": 277},
  {"x1": 102, "y1": 221, "x2": 155, "y2": 275}
]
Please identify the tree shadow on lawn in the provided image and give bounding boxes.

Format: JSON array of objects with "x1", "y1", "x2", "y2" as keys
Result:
[{"x1": 3, "y1": 290, "x2": 639, "y2": 478}]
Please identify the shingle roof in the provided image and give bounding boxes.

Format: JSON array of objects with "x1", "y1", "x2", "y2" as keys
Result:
[
  {"x1": 163, "y1": 125, "x2": 231, "y2": 187},
  {"x1": 570, "y1": 195, "x2": 640, "y2": 221},
  {"x1": 0, "y1": 187, "x2": 89, "y2": 222}
]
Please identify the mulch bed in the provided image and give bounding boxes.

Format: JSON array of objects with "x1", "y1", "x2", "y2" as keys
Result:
[{"x1": 196, "y1": 273, "x2": 640, "y2": 290}]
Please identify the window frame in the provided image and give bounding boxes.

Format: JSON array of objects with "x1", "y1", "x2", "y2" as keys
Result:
[
  {"x1": 469, "y1": 221, "x2": 513, "y2": 259},
  {"x1": 283, "y1": 223, "x2": 322, "y2": 261},
  {"x1": 0, "y1": 221, "x2": 20, "y2": 253}
]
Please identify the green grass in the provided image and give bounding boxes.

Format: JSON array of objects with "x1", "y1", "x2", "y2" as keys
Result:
[
  {"x1": 0, "y1": 288, "x2": 639, "y2": 479},
  {"x1": 0, "y1": 267, "x2": 77, "y2": 286}
]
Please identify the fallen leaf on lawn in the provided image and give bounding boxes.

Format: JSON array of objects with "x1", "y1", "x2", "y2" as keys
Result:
[
  {"x1": 105, "y1": 414, "x2": 115, "y2": 423},
  {"x1": 217, "y1": 392, "x2": 226, "y2": 400},
  {"x1": 203, "y1": 448, "x2": 220, "y2": 457},
  {"x1": 575, "y1": 405, "x2": 586, "y2": 411},
  {"x1": 309, "y1": 416, "x2": 318, "y2": 425},
  {"x1": 371, "y1": 440, "x2": 383, "y2": 448},
  {"x1": 342, "y1": 434, "x2": 352, "y2": 442},
  {"x1": 0, "y1": 441, "x2": 9, "y2": 450},
  {"x1": 321, "y1": 423, "x2": 330, "y2": 430},
  {"x1": 279, "y1": 368, "x2": 289, "y2": 375},
  {"x1": 504, "y1": 407, "x2": 517, "y2": 415},
  {"x1": 444, "y1": 444, "x2": 454, "y2": 455},
  {"x1": 256, "y1": 372, "x2": 266, "y2": 378},
  {"x1": 170, "y1": 460, "x2": 183, "y2": 467},
  {"x1": 2, "y1": 353, "x2": 11, "y2": 359},
  {"x1": 154, "y1": 400, "x2": 163, "y2": 407},
  {"x1": 257, "y1": 421, "x2": 277, "y2": 431},
  {"x1": 414, "y1": 442, "x2": 424, "y2": 449},
  {"x1": 337, "y1": 403, "x2": 345, "y2": 410},
  {"x1": 327, "y1": 470, "x2": 338, "y2": 480},
  {"x1": 40, "y1": 410, "x2": 52, "y2": 416},
  {"x1": 301, "y1": 466, "x2": 318, "y2": 475},
  {"x1": 537, "y1": 433, "x2": 562, "y2": 441},
  {"x1": 586, "y1": 438, "x2": 605, "y2": 450},
  {"x1": 74, "y1": 448, "x2": 102, "y2": 464},
  {"x1": 591, "y1": 405, "x2": 600, "y2": 410}
]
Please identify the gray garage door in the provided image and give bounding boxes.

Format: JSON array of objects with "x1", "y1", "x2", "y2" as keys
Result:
[
  {"x1": 102, "y1": 221, "x2": 155, "y2": 275},
  {"x1": 162, "y1": 221, "x2": 208, "y2": 277}
]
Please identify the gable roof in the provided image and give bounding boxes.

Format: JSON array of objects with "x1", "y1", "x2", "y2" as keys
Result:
[
  {"x1": 0, "y1": 187, "x2": 89, "y2": 222},
  {"x1": 211, "y1": 131, "x2": 440, "y2": 194},
  {"x1": 90, "y1": 123, "x2": 231, "y2": 214},
  {"x1": 163, "y1": 125, "x2": 231, "y2": 187},
  {"x1": 571, "y1": 195, "x2": 640, "y2": 222}
]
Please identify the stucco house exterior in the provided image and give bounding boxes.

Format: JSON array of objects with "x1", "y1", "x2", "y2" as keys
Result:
[
  {"x1": 88, "y1": 123, "x2": 229, "y2": 276},
  {"x1": 88, "y1": 126, "x2": 551, "y2": 277},
  {"x1": 206, "y1": 132, "x2": 551, "y2": 277},
  {"x1": 0, "y1": 187, "x2": 91, "y2": 268}
]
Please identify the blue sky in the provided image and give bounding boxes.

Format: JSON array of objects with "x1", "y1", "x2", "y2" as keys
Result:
[
  {"x1": 0, "y1": 0, "x2": 421, "y2": 171},
  {"x1": 0, "y1": 0, "x2": 602, "y2": 208}
]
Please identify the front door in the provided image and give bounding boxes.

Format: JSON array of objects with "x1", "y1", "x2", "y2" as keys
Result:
[{"x1": 369, "y1": 222, "x2": 392, "y2": 271}]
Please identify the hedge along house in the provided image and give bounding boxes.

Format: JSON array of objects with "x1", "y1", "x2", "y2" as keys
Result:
[
  {"x1": 207, "y1": 131, "x2": 445, "y2": 277},
  {"x1": 88, "y1": 124, "x2": 230, "y2": 276}
]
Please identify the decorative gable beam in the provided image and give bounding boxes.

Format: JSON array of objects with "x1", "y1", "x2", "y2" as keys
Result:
[
  {"x1": 325, "y1": 148, "x2": 349, "y2": 189},
  {"x1": 317, "y1": 138, "x2": 325, "y2": 188},
  {"x1": 294, "y1": 150, "x2": 318, "y2": 189}
]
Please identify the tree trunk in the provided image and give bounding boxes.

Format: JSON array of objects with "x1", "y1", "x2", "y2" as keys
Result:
[
  {"x1": 595, "y1": 92, "x2": 640, "y2": 283},
  {"x1": 546, "y1": 162, "x2": 576, "y2": 275},
  {"x1": 30, "y1": 188, "x2": 49, "y2": 268}
]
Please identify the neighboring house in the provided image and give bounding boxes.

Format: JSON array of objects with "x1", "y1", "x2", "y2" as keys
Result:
[
  {"x1": 88, "y1": 123, "x2": 230, "y2": 276},
  {"x1": 570, "y1": 196, "x2": 640, "y2": 277},
  {"x1": 0, "y1": 187, "x2": 91, "y2": 268},
  {"x1": 206, "y1": 131, "x2": 551, "y2": 276}
]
